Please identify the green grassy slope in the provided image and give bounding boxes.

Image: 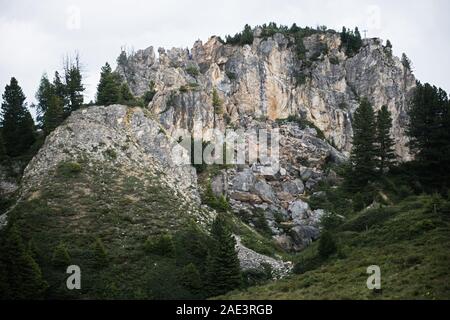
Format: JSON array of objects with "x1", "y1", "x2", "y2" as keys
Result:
[
  {"x1": 220, "y1": 194, "x2": 450, "y2": 299},
  {"x1": 3, "y1": 160, "x2": 212, "y2": 299}
]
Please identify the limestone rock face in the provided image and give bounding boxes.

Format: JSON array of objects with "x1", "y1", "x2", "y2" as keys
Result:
[
  {"x1": 117, "y1": 32, "x2": 415, "y2": 160},
  {"x1": 24, "y1": 106, "x2": 192, "y2": 193}
]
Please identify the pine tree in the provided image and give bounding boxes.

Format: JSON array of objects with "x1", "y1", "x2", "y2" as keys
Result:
[
  {"x1": 375, "y1": 105, "x2": 396, "y2": 172},
  {"x1": 96, "y1": 62, "x2": 120, "y2": 106},
  {"x1": 118, "y1": 82, "x2": 135, "y2": 105},
  {"x1": 347, "y1": 98, "x2": 377, "y2": 189},
  {"x1": 240, "y1": 24, "x2": 254, "y2": 45},
  {"x1": 43, "y1": 95, "x2": 65, "y2": 135},
  {"x1": 318, "y1": 231, "x2": 337, "y2": 259},
  {"x1": 64, "y1": 55, "x2": 84, "y2": 112},
  {"x1": 35, "y1": 74, "x2": 55, "y2": 126},
  {"x1": 386, "y1": 40, "x2": 392, "y2": 49},
  {"x1": 401, "y1": 53, "x2": 412, "y2": 70},
  {"x1": 1, "y1": 77, "x2": 36, "y2": 157},
  {"x1": 53, "y1": 71, "x2": 67, "y2": 108},
  {"x1": 206, "y1": 214, "x2": 241, "y2": 296},
  {"x1": 180, "y1": 263, "x2": 203, "y2": 296},
  {"x1": 52, "y1": 242, "x2": 71, "y2": 267},
  {"x1": 1, "y1": 224, "x2": 48, "y2": 299},
  {"x1": 407, "y1": 82, "x2": 450, "y2": 188}
]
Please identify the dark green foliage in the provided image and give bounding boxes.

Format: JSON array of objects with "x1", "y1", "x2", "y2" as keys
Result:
[
  {"x1": 340, "y1": 27, "x2": 363, "y2": 57},
  {"x1": 320, "y1": 211, "x2": 344, "y2": 231},
  {"x1": 52, "y1": 242, "x2": 71, "y2": 267},
  {"x1": 56, "y1": 161, "x2": 82, "y2": 177},
  {"x1": 117, "y1": 50, "x2": 128, "y2": 67},
  {"x1": 0, "y1": 224, "x2": 48, "y2": 299},
  {"x1": 179, "y1": 263, "x2": 203, "y2": 295},
  {"x1": 342, "y1": 207, "x2": 397, "y2": 232},
  {"x1": 206, "y1": 214, "x2": 242, "y2": 296},
  {"x1": 1, "y1": 77, "x2": 36, "y2": 157},
  {"x1": 385, "y1": 39, "x2": 392, "y2": 49},
  {"x1": 375, "y1": 105, "x2": 396, "y2": 172},
  {"x1": 329, "y1": 56, "x2": 339, "y2": 65},
  {"x1": 145, "y1": 261, "x2": 190, "y2": 299},
  {"x1": 225, "y1": 24, "x2": 254, "y2": 45},
  {"x1": 294, "y1": 71, "x2": 307, "y2": 86},
  {"x1": 202, "y1": 182, "x2": 230, "y2": 212},
  {"x1": 252, "y1": 209, "x2": 273, "y2": 237},
  {"x1": 144, "y1": 234, "x2": 175, "y2": 256},
  {"x1": 118, "y1": 83, "x2": 135, "y2": 105},
  {"x1": 35, "y1": 74, "x2": 54, "y2": 126},
  {"x1": 173, "y1": 224, "x2": 209, "y2": 269},
  {"x1": 64, "y1": 55, "x2": 85, "y2": 112},
  {"x1": 346, "y1": 98, "x2": 377, "y2": 189},
  {"x1": 143, "y1": 81, "x2": 157, "y2": 105},
  {"x1": 318, "y1": 230, "x2": 337, "y2": 259},
  {"x1": 93, "y1": 238, "x2": 108, "y2": 268},
  {"x1": 278, "y1": 115, "x2": 326, "y2": 140},
  {"x1": 352, "y1": 192, "x2": 367, "y2": 212},
  {"x1": 43, "y1": 95, "x2": 65, "y2": 135},
  {"x1": 226, "y1": 71, "x2": 237, "y2": 80},
  {"x1": 52, "y1": 71, "x2": 67, "y2": 107},
  {"x1": 212, "y1": 88, "x2": 223, "y2": 114},
  {"x1": 96, "y1": 62, "x2": 121, "y2": 106},
  {"x1": 407, "y1": 82, "x2": 450, "y2": 189},
  {"x1": 401, "y1": 53, "x2": 412, "y2": 70},
  {"x1": 293, "y1": 254, "x2": 322, "y2": 275},
  {"x1": 186, "y1": 65, "x2": 200, "y2": 77}
]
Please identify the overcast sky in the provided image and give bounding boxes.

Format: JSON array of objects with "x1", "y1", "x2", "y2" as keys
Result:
[{"x1": 1, "y1": 0, "x2": 449, "y2": 115}]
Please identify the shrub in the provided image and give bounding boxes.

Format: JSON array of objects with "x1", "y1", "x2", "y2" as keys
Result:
[
  {"x1": 56, "y1": 161, "x2": 82, "y2": 177},
  {"x1": 93, "y1": 238, "x2": 108, "y2": 268},
  {"x1": 186, "y1": 66, "x2": 200, "y2": 77},
  {"x1": 318, "y1": 231, "x2": 337, "y2": 259},
  {"x1": 202, "y1": 183, "x2": 230, "y2": 212},
  {"x1": 143, "y1": 81, "x2": 156, "y2": 105},
  {"x1": 294, "y1": 72, "x2": 307, "y2": 86},
  {"x1": 144, "y1": 234, "x2": 175, "y2": 256},
  {"x1": 104, "y1": 148, "x2": 117, "y2": 160},
  {"x1": 52, "y1": 242, "x2": 71, "y2": 267},
  {"x1": 226, "y1": 71, "x2": 237, "y2": 80},
  {"x1": 340, "y1": 27, "x2": 362, "y2": 57},
  {"x1": 353, "y1": 192, "x2": 366, "y2": 212},
  {"x1": 212, "y1": 89, "x2": 224, "y2": 114},
  {"x1": 293, "y1": 255, "x2": 322, "y2": 274},
  {"x1": 320, "y1": 212, "x2": 343, "y2": 231},
  {"x1": 179, "y1": 263, "x2": 203, "y2": 296}
]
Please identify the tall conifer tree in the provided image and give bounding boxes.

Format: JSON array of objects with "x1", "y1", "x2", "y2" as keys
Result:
[{"x1": 1, "y1": 77, "x2": 36, "y2": 157}]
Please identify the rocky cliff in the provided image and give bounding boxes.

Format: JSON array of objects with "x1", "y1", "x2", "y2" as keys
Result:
[
  {"x1": 117, "y1": 29, "x2": 415, "y2": 159},
  {"x1": 113, "y1": 27, "x2": 415, "y2": 251}
]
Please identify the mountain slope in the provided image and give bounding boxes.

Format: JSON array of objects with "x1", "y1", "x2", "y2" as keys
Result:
[
  {"x1": 2, "y1": 105, "x2": 215, "y2": 298},
  {"x1": 219, "y1": 194, "x2": 450, "y2": 299}
]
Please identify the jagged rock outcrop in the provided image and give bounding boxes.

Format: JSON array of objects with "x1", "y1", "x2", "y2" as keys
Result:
[
  {"x1": 21, "y1": 105, "x2": 203, "y2": 211},
  {"x1": 114, "y1": 29, "x2": 416, "y2": 252},
  {"x1": 117, "y1": 30, "x2": 415, "y2": 160}
]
